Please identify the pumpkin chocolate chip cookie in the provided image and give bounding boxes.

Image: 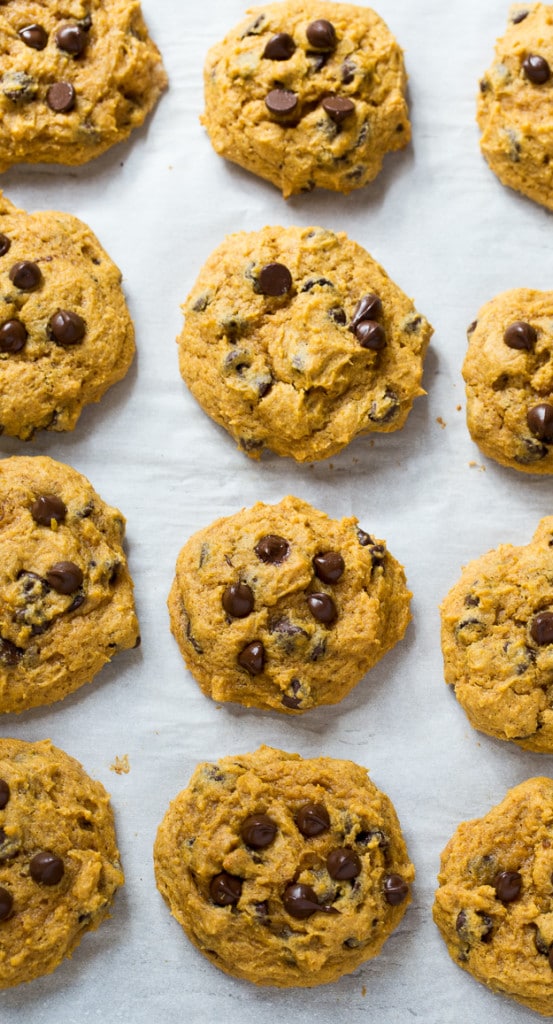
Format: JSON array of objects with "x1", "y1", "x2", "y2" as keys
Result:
[
  {"x1": 177, "y1": 225, "x2": 432, "y2": 462},
  {"x1": 0, "y1": 737, "x2": 123, "y2": 989},
  {"x1": 168, "y1": 495, "x2": 411, "y2": 714},
  {"x1": 434, "y1": 777, "x2": 553, "y2": 1015},
  {"x1": 154, "y1": 745, "x2": 414, "y2": 987},
  {"x1": 0, "y1": 455, "x2": 139, "y2": 714}
]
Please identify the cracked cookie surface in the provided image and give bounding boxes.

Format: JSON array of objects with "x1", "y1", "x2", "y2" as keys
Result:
[
  {"x1": 177, "y1": 225, "x2": 432, "y2": 463},
  {"x1": 0, "y1": 737, "x2": 123, "y2": 989},
  {"x1": 0, "y1": 455, "x2": 139, "y2": 714},
  {"x1": 154, "y1": 745, "x2": 414, "y2": 988},
  {"x1": 168, "y1": 495, "x2": 411, "y2": 714},
  {"x1": 434, "y1": 777, "x2": 553, "y2": 1015}
]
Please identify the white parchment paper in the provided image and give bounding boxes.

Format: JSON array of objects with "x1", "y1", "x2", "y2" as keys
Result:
[{"x1": 1, "y1": 1, "x2": 553, "y2": 1021}]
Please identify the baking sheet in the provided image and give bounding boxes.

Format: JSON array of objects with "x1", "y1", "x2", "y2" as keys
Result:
[{"x1": 1, "y1": 1, "x2": 553, "y2": 1020}]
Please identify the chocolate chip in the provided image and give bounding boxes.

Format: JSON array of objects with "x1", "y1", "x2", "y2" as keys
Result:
[
  {"x1": 0, "y1": 319, "x2": 27, "y2": 353},
  {"x1": 0, "y1": 780, "x2": 9, "y2": 809},
  {"x1": 258, "y1": 263, "x2": 292, "y2": 296},
  {"x1": 45, "y1": 561, "x2": 83, "y2": 594},
  {"x1": 301, "y1": 277, "x2": 334, "y2": 292},
  {"x1": 322, "y1": 96, "x2": 355, "y2": 124},
  {"x1": 341, "y1": 58, "x2": 356, "y2": 84},
  {"x1": 48, "y1": 309, "x2": 86, "y2": 345},
  {"x1": 19, "y1": 24, "x2": 48, "y2": 50},
  {"x1": 329, "y1": 306, "x2": 346, "y2": 325},
  {"x1": 263, "y1": 33, "x2": 296, "y2": 60},
  {"x1": 512, "y1": 10, "x2": 529, "y2": 22},
  {"x1": 523, "y1": 54, "x2": 551, "y2": 84},
  {"x1": 307, "y1": 593, "x2": 337, "y2": 624},
  {"x1": 3, "y1": 72, "x2": 37, "y2": 103},
  {"x1": 494, "y1": 870, "x2": 522, "y2": 903},
  {"x1": 356, "y1": 321, "x2": 386, "y2": 350},
  {"x1": 265, "y1": 89, "x2": 297, "y2": 116},
  {"x1": 0, "y1": 638, "x2": 24, "y2": 666},
  {"x1": 222, "y1": 582, "x2": 254, "y2": 618},
  {"x1": 306, "y1": 19, "x2": 337, "y2": 50},
  {"x1": 47, "y1": 82, "x2": 76, "y2": 113},
  {"x1": 282, "y1": 694, "x2": 302, "y2": 709},
  {"x1": 327, "y1": 847, "x2": 361, "y2": 880},
  {"x1": 351, "y1": 294, "x2": 383, "y2": 328},
  {"x1": 238, "y1": 641, "x2": 265, "y2": 675},
  {"x1": 503, "y1": 320, "x2": 536, "y2": 350},
  {"x1": 31, "y1": 494, "x2": 67, "y2": 527},
  {"x1": 313, "y1": 552, "x2": 344, "y2": 584},
  {"x1": 296, "y1": 803, "x2": 330, "y2": 837},
  {"x1": 527, "y1": 403, "x2": 553, "y2": 443},
  {"x1": 383, "y1": 874, "x2": 409, "y2": 905},
  {"x1": 307, "y1": 51, "x2": 329, "y2": 72},
  {"x1": 240, "y1": 814, "x2": 277, "y2": 849},
  {"x1": 357, "y1": 529, "x2": 372, "y2": 546},
  {"x1": 255, "y1": 535, "x2": 290, "y2": 564},
  {"x1": 548, "y1": 947, "x2": 553, "y2": 971},
  {"x1": 282, "y1": 883, "x2": 337, "y2": 919},
  {"x1": 30, "y1": 851, "x2": 64, "y2": 885},
  {"x1": 0, "y1": 235, "x2": 10, "y2": 257},
  {"x1": 210, "y1": 872, "x2": 242, "y2": 906},
  {"x1": 55, "y1": 25, "x2": 87, "y2": 56},
  {"x1": 530, "y1": 611, "x2": 553, "y2": 645},
  {"x1": 9, "y1": 261, "x2": 41, "y2": 291},
  {"x1": 0, "y1": 887, "x2": 13, "y2": 920}
]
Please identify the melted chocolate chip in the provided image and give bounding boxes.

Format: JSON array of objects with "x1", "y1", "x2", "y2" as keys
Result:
[
  {"x1": 47, "y1": 82, "x2": 76, "y2": 113},
  {"x1": 265, "y1": 89, "x2": 297, "y2": 116},
  {"x1": 351, "y1": 294, "x2": 383, "y2": 328},
  {"x1": 494, "y1": 870, "x2": 522, "y2": 903},
  {"x1": 240, "y1": 814, "x2": 277, "y2": 849},
  {"x1": 383, "y1": 873, "x2": 409, "y2": 905},
  {"x1": 531, "y1": 611, "x2": 553, "y2": 645},
  {"x1": 527, "y1": 403, "x2": 553, "y2": 443},
  {"x1": 19, "y1": 24, "x2": 48, "y2": 50},
  {"x1": 30, "y1": 851, "x2": 64, "y2": 885},
  {"x1": 31, "y1": 494, "x2": 67, "y2": 527},
  {"x1": 306, "y1": 19, "x2": 337, "y2": 50},
  {"x1": 238, "y1": 641, "x2": 265, "y2": 675},
  {"x1": 0, "y1": 887, "x2": 13, "y2": 920},
  {"x1": 512, "y1": 10, "x2": 529, "y2": 23},
  {"x1": 327, "y1": 847, "x2": 361, "y2": 880},
  {"x1": 9, "y1": 261, "x2": 41, "y2": 291},
  {"x1": 210, "y1": 872, "x2": 242, "y2": 906},
  {"x1": 0, "y1": 780, "x2": 9, "y2": 809},
  {"x1": 356, "y1": 320, "x2": 386, "y2": 350},
  {"x1": 45, "y1": 561, "x2": 83, "y2": 594},
  {"x1": 503, "y1": 320, "x2": 536, "y2": 350},
  {"x1": 282, "y1": 883, "x2": 337, "y2": 919},
  {"x1": 0, "y1": 319, "x2": 27, "y2": 353},
  {"x1": 258, "y1": 262, "x2": 292, "y2": 296},
  {"x1": 313, "y1": 551, "x2": 344, "y2": 584},
  {"x1": 263, "y1": 33, "x2": 296, "y2": 60},
  {"x1": 307, "y1": 593, "x2": 337, "y2": 624},
  {"x1": 55, "y1": 24, "x2": 87, "y2": 56},
  {"x1": 523, "y1": 54, "x2": 551, "y2": 84},
  {"x1": 222, "y1": 582, "x2": 254, "y2": 618},
  {"x1": 322, "y1": 96, "x2": 355, "y2": 124},
  {"x1": 0, "y1": 235, "x2": 10, "y2": 257},
  {"x1": 48, "y1": 309, "x2": 86, "y2": 345},
  {"x1": 255, "y1": 535, "x2": 290, "y2": 563},
  {"x1": 296, "y1": 802, "x2": 330, "y2": 837}
]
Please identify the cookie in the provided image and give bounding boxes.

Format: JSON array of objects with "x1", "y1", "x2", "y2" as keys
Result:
[
  {"x1": 0, "y1": 455, "x2": 139, "y2": 714},
  {"x1": 433, "y1": 777, "x2": 553, "y2": 1015},
  {"x1": 0, "y1": 737, "x2": 123, "y2": 989},
  {"x1": 478, "y1": 5, "x2": 553, "y2": 211},
  {"x1": 168, "y1": 495, "x2": 411, "y2": 714},
  {"x1": 202, "y1": 0, "x2": 410, "y2": 197},
  {"x1": 440, "y1": 516, "x2": 553, "y2": 752},
  {"x1": 463, "y1": 289, "x2": 553, "y2": 473},
  {"x1": 177, "y1": 225, "x2": 432, "y2": 463},
  {"x1": 0, "y1": 192, "x2": 135, "y2": 440},
  {"x1": 0, "y1": 0, "x2": 167, "y2": 170},
  {"x1": 154, "y1": 745, "x2": 414, "y2": 988}
]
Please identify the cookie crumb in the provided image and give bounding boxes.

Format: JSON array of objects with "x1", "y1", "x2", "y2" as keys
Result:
[
  {"x1": 468, "y1": 461, "x2": 486, "y2": 471},
  {"x1": 110, "y1": 754, "x2": 130, "y2": 775},
  {"x1": 436, "y1": 416, "x2": 446, "y2": 429},
  {"x1": 361, "y1": 985, "x2": 367, "y2": 997},
  {"x1": 456, "y1": 405, "x2": 462, "y2": 412}
]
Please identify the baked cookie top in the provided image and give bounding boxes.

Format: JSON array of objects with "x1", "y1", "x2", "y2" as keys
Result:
[
  {"x1": 168, "y1": 495, "x2": 411, "y2": 714},
  {"x1": 0, "y1": 191, "x2": 135, "y2": 440},
  {"x1": 154, "y1": 746, "x2": 414, "y2": 988},
  {"x1": 177, "y1": 225, "x2": 432, "y2": 463},
  {"x1": 0, "y1": 455, "x2": 139, "y2": 714},
  {"x1": 434, "y1": 777, "x2": 553, "y2": 1016},
  {"x1": 463, "y1": 288, "x2": 553, "y2": 473},
  {"x1": 0, "y1": 737, "x2": 123, "y2": 989},
  {"x1": 202, "y1": 0, "x2": 410, "y2": 197},
  {"x1": 477, "y1": 5, "x2": 553, "y2": 210},
  {"x1": 440, "y1": 516, "x2": 553, "y2": 752},
  {"x1": 0, "y1": 0, "x2": 167, "y2": 170}
]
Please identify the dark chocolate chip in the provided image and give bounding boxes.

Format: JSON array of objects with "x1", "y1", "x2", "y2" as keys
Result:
[
  {"x1": 66, "y1": 593, "x2": 85, "y2": 613},
  {"x1": 503, "y1": 320, "x2": 536, "y2": 350},
  {"x1": 258, "y1": 262, "x2": 292, "y2": 296},
  {"x1": 30, "y1": 851, "x2": 64, "y2": 885},
  {"x1": 222, "y1": 582, "x2": 254, "y2": 618},
  {"x1": 313, "y1": 551, "x2": 344, "y2": 584},
  {"x1": 301, "y1": 277, "x2": 334, "y2": 292},
  {"x1": 265, "y1": 89, "x2": 297, "y2": 116},
  {"x1": 549, "y1": 947, "x2": 553, "y2": 971},
  {"x1": 47, "y1": 82, "x2": 76, "y2": 113},
  {"x1": 383, "y1": 873, "x2": 409, "y2": 905},
  {"x1": 281, "y1": 694, "x2": 302, "y2": 709},
  {"x1": 9, "y1": 261, "x2": 41, "y2": 291},
  {"x1": 328, "y1": 306, "x2": 346, "y2": 325},
  {"x1": 307, "y1": 51, "x2": 328, "y2": 72},
  {"x1": 48, "y1": 309, "x2": 86, "y2": 345},
  {"x1": 322, "y1": 96, "x2": 355, "y2": 124},
  {"x1": 263, "y1": 33, "x2": 296, "y2": 60},
  {"x1": 512, "y1": 10, "x2": 529, "y2": 22},
  {"x1": 3, "y1": 72, "x2": 37, "y2": 103},
  {"x1": 282, "y1": 883, "x2": 337, "y2": 919},
  {"x1": 523, "y1": 54, "x2": 551, "y2": 84},
  {"x1": 55, "y1": 25, "x2": 87, "y2": 56},
  {"x1": 210, "y1": 872, "x2": 242, "y2": 906},
  {"x1": 0, "y1": 319, "x2": 27, "y2": 353},
  {"x1": 306, "y1": 19, "x2": 337, "y2": 50},
  {"x1": 238, "y1": 641, "x2": 265, "y2": 675},
  {"x1": 327, "y1": 847, "x2": 361, "y2": 880},
  {"x1": 351, "y1": 293, "x2": 383, "y2": 328},
  {"x1": 531, "y1": 611, "x2": 553, "y2": 645},
  {"x1": 19, "y1": 24, "x2": 48, "y2": 50},
  {"x1": 0, "y1": 638, "x2": 24, "y2": 666},
  {"x1": 296, "y1": 802, "x2": 330, "y2": 837},
  {"x1": 355, "y1": 320, "x2": 386, "y2": 350},
  {"x1": 527, "y1": 403, "x2": 553, "y2": 443},
  {"x1": 307, "y1": 593, "x2": 337, "y2": 624},
  {"x1": 240, "y1": 814, "x2": 277, "y2": 849},
  {"x1": 357, "y1": 529, "x2": 372, "y2": 546},
  {"x1": 0, "y1": 235, "x2": 10, "y2": 257},
  {"x1": 0, "y1": 780, "x2": 9, "y2": 809},
  {"x1": 494, "y1": 870, "x2": 522, "y2": 903},
  {"x1": 0, "y1": 887, "x2": 13, "y2": 920},
  {"x1": 45, "y1": 561, "x2": 83, "y2": 594},
  {"x1": 341, "y1": 58, "x2": 356, "y2": 84},
  {"x1": 31, "y1": 494, "x2": 67, "y2": 527},
  {"x1": 255, "y1": 534, "x2": 290, "y2": 564}
]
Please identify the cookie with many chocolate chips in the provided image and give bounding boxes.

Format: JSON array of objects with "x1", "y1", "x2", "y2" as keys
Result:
[
  {"x1": 0, "y1": 455, "x2": 139, "y2": 714},
  {"x1": 177, "y1": 225, "x2": 432, "y2": 462},
  {"x1": 0, "y1": 0, "x2": 166, "y2": 170},
  {"x1": 154, "y1": 746, "x2": 414, "y2": 987},
  {"x1": 440, "y1": 516, "x2": 553, "y2": 752},
  {"x1": 464, "y1": 289, "x2": 553, "y2": 473},
  {"x1": 202, "y1": 0, "x2": 410, "y2": 197},
  {"x1": 0, "y1": 738, "x2": 123, "y2": 988},
  {"x1": 434, "y1": 777, "x2": 553, "y2": 1015},
  {"x1": 478, "y1": 5, "x2": 553, "y2": 211},
  {"x1": 167, "y1": 495, "x2": 411, "y2": 714},
  {"x1": 0, "y1": 192, "x2": 135, "y2": 440}
]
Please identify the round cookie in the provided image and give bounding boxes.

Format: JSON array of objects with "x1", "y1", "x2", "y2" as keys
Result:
[
  {"x1": 434, "y1": 777, "x2": 553, "y2": 1016},
  {"x1": 177, "y1": 225, "x2": 432, "y2": 463},
  {"x1": 202, "y1": 0, "x2": 410, "y2": 197},
  {"x1": 463, "y1": 289, "x2": 553, "y2": 473},
  {"x1": 0, "y1": 0, "x2": 167, "y2": 170},
  {"x1": 168, "y1": 495, "x2": 411, "y2": 714},
  {"x1": 478, "y1": 5, "x2": 553, "y2": 211},
  {"x1": 0, "y1": 191, "x2": 135, "y2": 440},
  {"x1": 0, "y1": 738, "x2": 123, "y2": 989},
  {"x1": 0, "y1": 455, "x2": 139, "y2": 714},
  {"x1": 154, "y1": 745, "x2": 414, "y2": 988},
  {"x1": 440, "y1": 516, "x2": 553, "y2": 752}
]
